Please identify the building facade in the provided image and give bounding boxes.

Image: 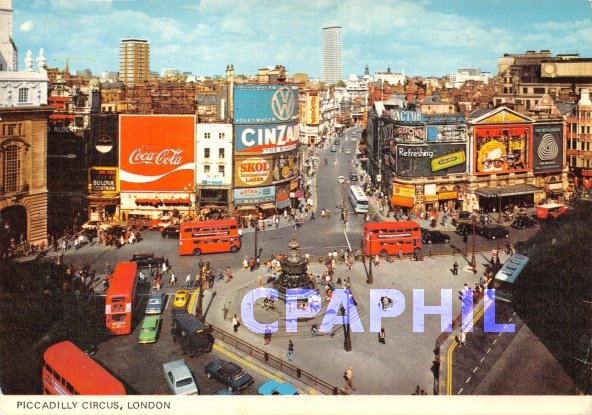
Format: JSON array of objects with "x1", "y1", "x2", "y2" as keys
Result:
[
  {"x1": 321, "y1": 26, "x2": 342, "y2": 85},
  {"x1": 567, "y1": 88, "x2": 592, "y2": 189},
  {"x1": 119, "y1": 38, "x2": 150, "y2": 87}
]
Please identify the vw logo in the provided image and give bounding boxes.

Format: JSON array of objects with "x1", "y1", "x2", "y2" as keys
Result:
[{"x1": 271, "y1": 86, "x2": 296, "y2": 121}]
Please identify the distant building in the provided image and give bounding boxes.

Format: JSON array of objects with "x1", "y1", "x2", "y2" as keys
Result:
[
  {"x1": 447, "y1": 67, "x2": 489, "y2": 89},
  {"x1": 161, "y1": 67, "x2": 180, "y2": 79},
  {"x1": 567, "y1": 88, "x2": 592, "y2": 187},
  {"x1": 322, "y1": 26, "x2": 342, "y2": 84},
  {"x1": 119, "y1": 38, "x2": 150, "y2": 87},
  {"x1": 76, "y1": 68, "x2": 92, "y2": 78},
  {"x1": 374, "y1": 66, "x2": 405, "y2": 86}
]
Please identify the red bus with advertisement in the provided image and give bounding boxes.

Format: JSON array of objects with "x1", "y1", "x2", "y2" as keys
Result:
[
  {"x1": 42, "y1": 341, "x2": 126, "y2": 395},
  {"x1": 105, "y1": 262, "x2": 138, "y2": 335},
  {"x1": 363, "y1": 221, "x2": 422, "y2": 257},
  {"x1": 179, "y1": 219, "x2": 241, "y2": 256}
]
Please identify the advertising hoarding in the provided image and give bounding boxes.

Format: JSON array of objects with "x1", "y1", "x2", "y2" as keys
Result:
[
  {"x1": 89, "y1": 167, "x2": 118, "y2": 193},
  {"x1": 306, "y1": 93, "x2": 320, "y2": 125},
  {"x1": 395, "y1": 143, "x2": 468, "y2": 177},
  {"x1": 392, "y1": 183, "x2": 415, "y2": 198},
  {"x1": 474, "y1": 125, "x2": 530, "y2": 175},
  {"x1": 234, "y1": 150, "x2": 299, "y2": 188},
  {"x1": 426, "y1": 124, "x2": 467, "y2": 142},
  {"x1": 532, "y1": 124, "x2": 563, "y2": 173},
  {"x1": 89, "y1": 114, "x2": 119, "y2": 167},
  {"x1": 119, "y1": 115, "x2": 195, "y2": 192},
  {"x1": 233, "y1": 84, "x2": 299, "y2": 125},
  {"x1": 233, "y1": 186, "x2": 275, "y2": 205},
  {"x1": 235, "y1": 122, "x2": 299, "y2": 154},
  {"x1": 394, "y1": 125, "x2": 425, "y2": 143}
]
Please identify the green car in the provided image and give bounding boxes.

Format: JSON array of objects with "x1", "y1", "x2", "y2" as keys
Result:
[{"x1": 138, "y1": 315, "x2": 161, "y2": 344}]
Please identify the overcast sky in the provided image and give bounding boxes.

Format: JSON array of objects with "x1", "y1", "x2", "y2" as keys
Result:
[{"x1": 12, "y1": 0, "x2": 592, "y2": 79}]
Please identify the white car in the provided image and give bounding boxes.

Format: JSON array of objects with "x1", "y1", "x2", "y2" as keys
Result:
[
  {"x1": 337, "y1": 176, "x2": 346, "y2": 184},
  {"x1": 163, "y1": 360, "x2": 199, "y2": 395},
  {"x1": 81, "y1": 220, "x2": 102, "y2": 230},
  {"x1": 345, "y1": 148, "x2": 352, "y2": 155}
]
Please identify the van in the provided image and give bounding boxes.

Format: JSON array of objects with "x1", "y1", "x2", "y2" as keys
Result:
[
  {"x1": 331, "y1": 144, "x2": 338, "y2": 152},
  {"x1": 171, "y1": 314, "x2": 214, "y2": 357},
  {"x1": 536, "y1": 203, "x2": 567, "y2": 220}
]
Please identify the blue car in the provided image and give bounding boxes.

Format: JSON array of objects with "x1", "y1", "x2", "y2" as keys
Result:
[
  {"x1": 204, "y1": 359, "x2": 254, "y2": 392},
  {"x1": 258, "y1": 380, "x2": 300, "y2": 395}
]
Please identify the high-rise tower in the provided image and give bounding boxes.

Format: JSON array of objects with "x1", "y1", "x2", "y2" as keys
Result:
[
  {"x1": 119, "y1": 38, "x2": 150, "y2": 87},
  {"x1": 322, "y1": 26, "x2": 342, "y2": 84}
]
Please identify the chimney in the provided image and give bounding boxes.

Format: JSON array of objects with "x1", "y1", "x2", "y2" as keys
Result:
[
  {"x1": 579, "y1": 88, "x2": 592, "y2": 106},
  {"x1": 417, "y1": 87, "x2": 425, "y2": 102},
  {"x1": 406, "y1": 87, "x2": 414, "y2": 103}
]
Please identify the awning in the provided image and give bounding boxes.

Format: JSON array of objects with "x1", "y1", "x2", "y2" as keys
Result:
[
  {"x1": 475, "y1": 184, "x2": 544, "y2": 198},
  {"x1": 236, "y1": 206, "x2": 257, "y2": 211},
  {"x1": 546, "y1": 189, "x2": 566, "y2": 196},
  {"x1": 260, "y1": 203, "x2": 276, "y2": 210},
  {"x1": 391, "y1": 195, "x2": 415, "y2": 208}
]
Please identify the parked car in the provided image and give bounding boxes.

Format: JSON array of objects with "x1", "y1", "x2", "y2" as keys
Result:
[
  {"x1": 81, "y1": 220, "x2": 102, "y2": 230},
  {"x1": 130, "y1": 252, "x2": 166, "y2": 268},
  {"x1": 205, "y1": 359, "x2": 254, "y2": 392},
  {"x1": 171, "y1": 314, "x2": 214, "y2": 357},
  {"x1": 479, "y1": 225, "x2": 510, "y2": 240},
  {"x1": 138, "y1": 315, "x2": 161, "y2": 344},
  {"x1": 145, "y1": 292, "x2": 166, "y2": 315},
  {"x1": 157, "y1": 215, "x2": 173, "y2": 231},
  {"x1": 258, "y1": 380, "x2": 299, "y2": 395},
  {"x1": 337, "y1": 176, "x2": 346, "y2": 184},
  {"x1": 173, "y1": 290, "x2": 190, "y2": 309},
  {"x1": 345, "y1": 148, "x2": 352, "y2": 155},
  {"x1": 349, "y1": 172, "x2": 358, "y2": 181},
  {"x1": 161, "y1": 225, "x2": 180, "y2": 239},
  {"x1": 511, "y1": 215, "x2": 537, "y2": 229},
  {"x1": 331, "y1": 144, "x2": 338, "y2": 152},
  {"x1": 455, "y1": 223, "x2": 480, "y2": 236},
  {"x1": 163, "y1": 360, "x2": 199, "y2": 395},
  {"x1": 421, "y1": 229, "x2": 451, "y2": 244},
  {"x1": 106, "y1": 225, "x2": 126, "y2": 237},
  {"x1": 334, "y1": 139, "x2": 340, "y2": 145}
]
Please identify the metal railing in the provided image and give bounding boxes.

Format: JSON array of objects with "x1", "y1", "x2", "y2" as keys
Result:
[{"x1": 208, "y1": 323, "x2": 342, "y2": 395}]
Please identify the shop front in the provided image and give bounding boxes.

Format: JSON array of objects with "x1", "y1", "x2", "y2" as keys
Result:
[
  {"x1": 233, "y1": 186, "x2": 276, "y2": 228},
  {"x1": 119, "y1": 193, "x2": 193, "y2": 221},
  {"x1": 196, "y1": 187, "x2": 230, "y2": 220},
  {"x1": 475, "y1": 184, "x2": 543, "y2": 214}
]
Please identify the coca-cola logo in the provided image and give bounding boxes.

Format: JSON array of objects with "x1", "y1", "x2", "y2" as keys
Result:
[{"x1": 128, "y1": 147, "x2": 184, "y2": 166}]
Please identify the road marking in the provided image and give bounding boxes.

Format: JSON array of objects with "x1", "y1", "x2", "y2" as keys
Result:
[
  {"x1": 465, "y1": 377, "x2": 471, "y2": 384},
  {"x1": 512, "y1": 312, "x2": 516, "y2": 316},
  {"x1": 457, "y1": 388, "x2": 464, "y2": 394},
  {"x1": 486, "y1": 348, "x2": 492, "y2": 354},
  {"x1": 473, "y1": 367, "x2": 479, "y2": 373},
  {"x1": 508, "y1": 317, "x2": 513, "y2": 322},
  {"x1": 480, "y1": 357, "x2": 485, "y2": 363},
  {"x1": 493, "y1": 339, "x2": 497, "y2": 345},
  {"x1": 498, "y1": 332, "x2": 502, "y2": 337},
  {"x1": 343, "y1": 229, "x2": 352, "y2": 251},
  {"x1": 212, "y1": 343, "x2": 306, "y2": 394}
]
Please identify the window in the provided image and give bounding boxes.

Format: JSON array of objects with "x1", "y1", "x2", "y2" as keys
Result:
[
  {"x1": 219, "y1": 132, "x2": 225, "y2": 139},
  {"x1": 219, "y1": 148, "x2": 225, "y2": 159},
  {"x1": 204, "y1": 132, "x2": 210, "y2": 139},
  {"x1": 522, "y1": 88, "x2": 528, "y2": 94},
  {"x1": 204, "y1": 165, "x2": 210, "y2": 174},
  {"x1": 3, "y1": 145, "x2": 20, "y2": 193},
  {"x1": 218, "y1": 165, "x2": 225, "y2": 177},
  {"x1": 204, "y1": 148, "x2": 210, "y2": 158},
  {"x1": 18, "y1": 88, "x2": 29, "y2": 103},
  {"x1": 533, "y1": 87, "x2": 545, "y2": 94}
]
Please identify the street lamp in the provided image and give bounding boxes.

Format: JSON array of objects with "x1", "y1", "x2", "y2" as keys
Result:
[
  {"x1": 470, "y1": 214, "x2": 477, "y2": 270},
  {"x1": 196, "y1": 270, "x2": 204, "y2": 321},
  {"x1": 343, "y1": 290, "x2": 352, "y2": 352},
  {"x1": 497, "y1": 185, "x2": 502, "y2": 224},
  {"x1": 366, "y1": 233, "x2": 373, "y2": 285},
  {"x1": 254, "y1": 222, "x2": 259, "y2": 268},
  {"x1": 184, "y1": 183, "x2": 193, "y2": 219}
]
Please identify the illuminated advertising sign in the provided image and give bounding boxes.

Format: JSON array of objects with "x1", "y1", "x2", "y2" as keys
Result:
[
  {"x1": 119, "y1": 115, "x2": 195, "y2": 191},
  {"x1": 392, "y1": 183, "x2": 415, "y2": 198},
  {"x1": 306, "y1": 93, "x2": 320, "y2": 125},
  {"x1": 474, "y1": 125, "x2": 530, "y2": 175},
  {"x1": 235, "y1": 122, "x2": 299, "y2": 154},
  {"x1": 234, "y1": 186, "x2": 275, "y2": 205},
  {"x1": 89, "y1": 167, "x2": 118, "y2": 193},
  {"x1": 426, "y1": 124, "x2": 467, "y2": 142},
  {"x1": 532, "y1": 124, "x2": 563, "y2": 173},
  {"x1": 234, "y1": 84, "x2": 299, "y2": 125},
  {"x1": 234, "y1": 150, "x2": 299, "y2": 187},
  {"x1": 395, "y1": 143, "x2": 468, "y2": 177},
  {"x1": 394, "y1": 125, "x2": 425, "y2": 143}
]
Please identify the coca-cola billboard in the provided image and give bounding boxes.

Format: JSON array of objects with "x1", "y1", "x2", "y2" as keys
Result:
[{"x1": 119, "y1": 115, "x2": 195, "y2": 191}]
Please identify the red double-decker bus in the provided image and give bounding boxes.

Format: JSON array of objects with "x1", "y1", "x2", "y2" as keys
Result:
[
  {"x1": 179, "y1": 219, "x2": 241, "y2": 256},
  {"x1": 363, "y1": 220, "x2": 422, "y2": 257},
  {"x1": 42, "y1": 341, "x2": 126, "y2": 395},
  {"x1": 105, "y1": 261, "x2": 138, "y2": 335}
]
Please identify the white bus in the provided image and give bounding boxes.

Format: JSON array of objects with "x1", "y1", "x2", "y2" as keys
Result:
[{"x1": 348, "y1": 185, "x2": 369, "y2": 214}]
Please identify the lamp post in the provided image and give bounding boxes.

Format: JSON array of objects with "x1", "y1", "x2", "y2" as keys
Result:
[
  {"x1": 366, "y1": 233, "x2": 373, "y2": 285},
  {"x1": 196, "y1": 269, "x2": 204, "y2": 321},
  {"x1": 497, "y1": 186, "x2": 502, "y2": 224},
  {"x1": 184, "y1": 183, "x2": 193, "y2": 219},
  {"x1": 343, "y1": 290, "x2": 352, "y2": 352},
  {"x1": 470, "y1": 214, "x2": 477, "y2": 270},
  {"x1": 254, "y1": 222, "x2": 259, "y2": 268}
]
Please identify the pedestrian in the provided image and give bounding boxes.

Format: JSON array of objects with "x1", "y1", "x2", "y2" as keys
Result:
[
  {"x1": 311, "y1": 324, "x2": 318, "y2": 337},
  {"x1": 264, "y1": 326, "x2": 272, "y2": 345},
  {"x1": 397, "y1": 248, "x2": 403, "y2": 261},
  {"x1": 248, "y1": 257, "x2": 255, "y2": 272},
  {"x1": 459, "y1": 330, "x2": 466, "y2": 347},
  {"x1": 242, "y1": 256, "x2": 248, "y2": 270},
  {"x1": 226, "y1": 266, "x2": 233, "y2": 283},
  {"x1": 232, "y1": 314, "x2": 240, "y2": 333},
  {"x1": 185, "y1": 274, "x2": 192, "y2": 287},
  {"x1": 452, "y1": 261, "x2": 458, "y2": 276},
  {"x1": 162, "y1": 260, "x2": 168, "y2": 275},
  {"x1": 310, "y1": 212, "x2": 315, "y2": 220},
  {"x1": 287, "y1": 340, "x2": 294, "y2": 361},
  {"x1": 378, "y1": 327, "x2": 386, "y2": 344},
  {"x1": 169, "y1": 272, "x2": 176, "y2": 287},
  {"x1": 343, "y1": 367, "x2": 356, "y2": 391}
]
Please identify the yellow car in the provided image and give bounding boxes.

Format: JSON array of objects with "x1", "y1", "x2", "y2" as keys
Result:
[{"x1": 173, "y1": 290, "x2": 189, "y2": 308}]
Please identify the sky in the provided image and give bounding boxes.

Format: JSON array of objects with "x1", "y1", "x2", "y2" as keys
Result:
[{"x1": 11, "y1": 0, "x2": 592, "y2": 79}]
